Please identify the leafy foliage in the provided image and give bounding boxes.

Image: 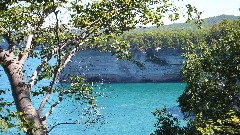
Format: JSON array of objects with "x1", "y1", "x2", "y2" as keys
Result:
[
  {"x1": 151, "y1": 107, "x2": 199, "y2": 135},
  {"x1": 152, "y1": 19, "x2": 240, "y2": 134},
  {"x1": 179, "y1": 19, "x2": 240, "y2": 118},
  {"x1": 0, "y1": 0, "x2": 201, "y2": 134},
  {"x1": 179, "y1": 19, "x2": 240, "y2": 134}
]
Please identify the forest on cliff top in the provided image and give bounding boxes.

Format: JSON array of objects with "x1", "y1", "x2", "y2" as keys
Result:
[{"x1": 120, "y1": 14, "x2": 239, "y2": 50}]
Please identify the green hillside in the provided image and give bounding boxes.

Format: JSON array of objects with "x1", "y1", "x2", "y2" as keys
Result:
[
  {"x1": 120, "y1": 15, "x2": 239, "y2": 50},
  {"x1": 131, "y1": 14, "x2": 240, "y2": 32}
]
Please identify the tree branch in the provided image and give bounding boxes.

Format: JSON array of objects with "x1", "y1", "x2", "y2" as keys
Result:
[
  {"x1": 36, "y1": 4, "x2": 129, "y2": 116},
  {"x1": 48, "y1": 122, "x2": 80, "y2": 133},
  {"x1": 19, "y1": 34, "x2": 33, "y2": 64},
  {"x1": 38, "y1": 2, "x2": 63, "y2": 115},
  {"x1": 43, "y1": 89, "x2": 67, "y2": 119},
  {"x1": 37, "y1": 42, "x2": 84, "y2": 115},
  {"x1": 28, "y1": 47, "x2": 58, "y2": 87}
]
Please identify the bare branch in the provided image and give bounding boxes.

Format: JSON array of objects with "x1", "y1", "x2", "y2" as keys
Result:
[
  {"x1": 43, "y1": 89, "x2": 67, "y2": 119},
  {"x1": 48, "y1": 122, "x2": 80, "y2": 133},
  {"x1": 53, "y1": 0, "x2": 61, "y2": 68},
  {"x1": 28, "y1": 48, "x2": 58, "y2": 87},
  {"x1": 37, "y1": 42, "x2": 84, "y2": 115},
  {"x1": 19, "y1": 34, "x2": 33, "y2": 64},
  {"x1": 25, "y1": 34, "x2": 33, "y2": 51}
]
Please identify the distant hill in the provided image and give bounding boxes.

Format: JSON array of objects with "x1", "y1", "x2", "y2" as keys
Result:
[
  {"x1": 131, "y1": 14, "x2": 240, "y2": 32},
  {"x1": 202, "y1": 14, "x2": 240, "y2": 27}
]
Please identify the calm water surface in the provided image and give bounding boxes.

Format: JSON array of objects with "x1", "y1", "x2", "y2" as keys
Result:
[
  {"x1": 0, "y1": 58, "x2": 185, "y2": 135},
  {"x1": 49, "y1": 83, "x2": 185, "y2": 135}
]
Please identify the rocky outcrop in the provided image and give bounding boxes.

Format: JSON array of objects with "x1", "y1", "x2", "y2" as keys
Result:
[{"x1": 60, "y1": 48, "x2": 185, "y2": 83}]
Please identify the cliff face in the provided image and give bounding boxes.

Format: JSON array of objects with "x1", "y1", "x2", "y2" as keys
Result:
[{"x1": 60, "y1": 48, "x2": 184, "y2": 83}]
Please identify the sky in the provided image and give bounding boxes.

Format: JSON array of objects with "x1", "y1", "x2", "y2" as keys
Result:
[
  {"x1": 45, "y1": 0, "x2": 240, "y2": 26},
  {"x1": 170, "y1": 0, "x2": 240, "y2": 24},
  {"x1": 186, "y1": 0, "x2": 239, "y2": 18}
]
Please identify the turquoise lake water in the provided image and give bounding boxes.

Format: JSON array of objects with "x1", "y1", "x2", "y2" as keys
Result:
[
  {"x1": 0, "y1": 79, "x2": 185, "y2": 135},
  {"x1": 46, "y1": 83, "x2": 186, "y2": 135},
  {"x1": 0, "y1": 57, "x2": 186, "y2": 134}
]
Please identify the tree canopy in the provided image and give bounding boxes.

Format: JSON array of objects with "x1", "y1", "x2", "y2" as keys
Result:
[
  {"x1": 152, "y1": 19, "x2": 240, "y2": 135},
  {"x1": 179, "y1": 19, "x2": 240, "y2": 134},
  {"x1": 0, "y1": 0, "x2": 201, "y2": 134}
]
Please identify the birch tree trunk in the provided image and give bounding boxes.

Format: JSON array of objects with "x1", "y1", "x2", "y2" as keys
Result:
[{"x1": 1, "y1": 52, "x2": 47, "y2": 135}]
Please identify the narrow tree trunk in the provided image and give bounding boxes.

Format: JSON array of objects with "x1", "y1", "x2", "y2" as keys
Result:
[{"x1": 2, "y1": 60, "x2": 47, "y2": 135}]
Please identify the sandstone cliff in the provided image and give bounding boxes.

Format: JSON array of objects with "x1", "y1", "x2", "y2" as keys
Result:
[{"x1": 60, "y1": 48, "x2": 184, "y2": 83}]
